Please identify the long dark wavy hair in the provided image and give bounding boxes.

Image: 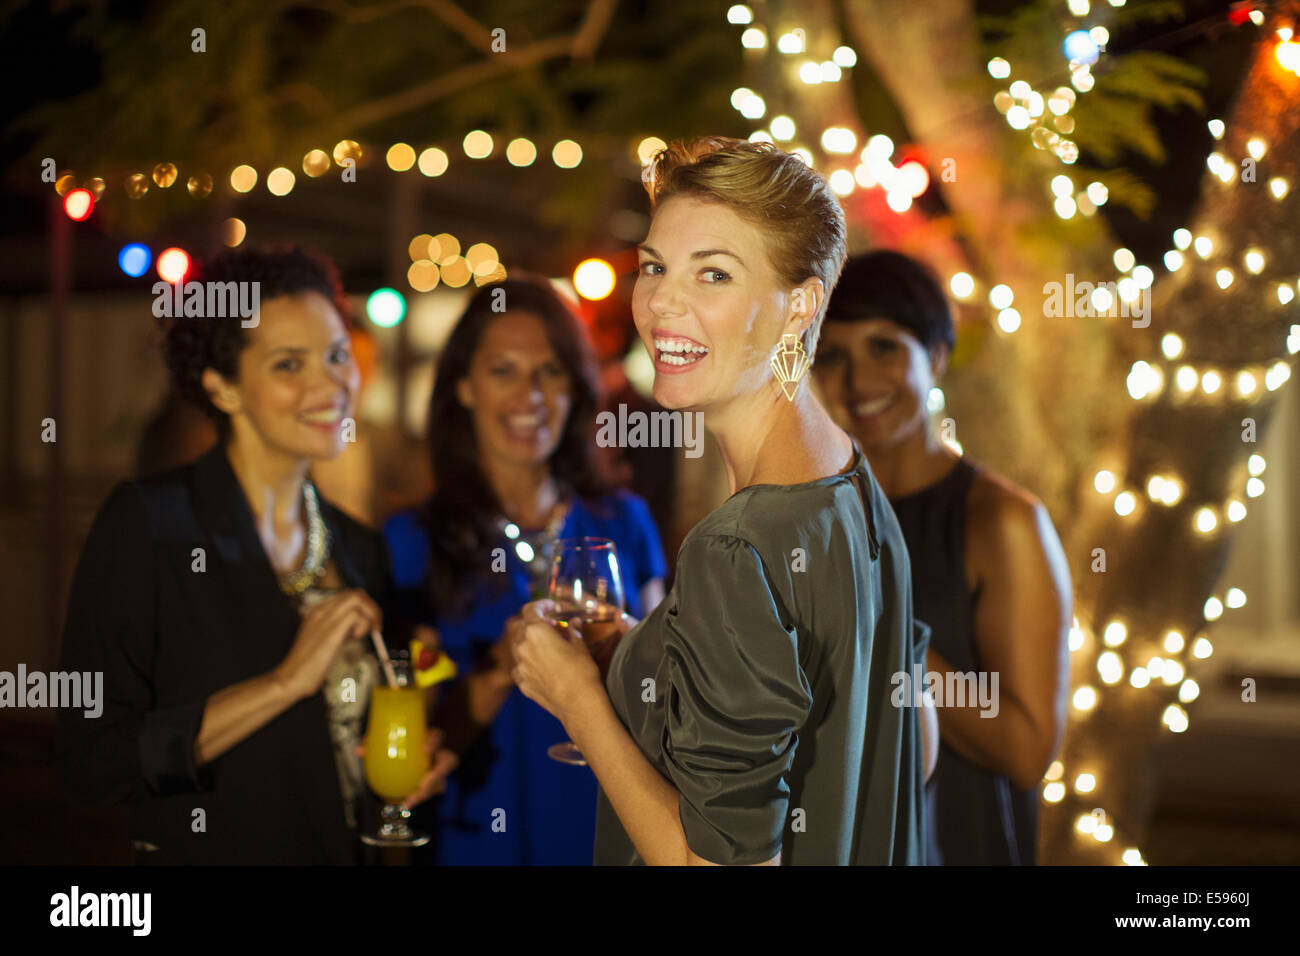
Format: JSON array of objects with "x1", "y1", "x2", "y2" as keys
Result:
[{"x1": 421, "y1": 274, "x2": 613, "y2": 620}]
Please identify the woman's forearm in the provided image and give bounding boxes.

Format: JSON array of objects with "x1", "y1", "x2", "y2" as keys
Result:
[
  {"x1": 927, "y1": 648, "x2": 1050, "y2": 789},
  {"x1": 193, "y1": 672, "x2": 298, "y2": 767},
  {"x1": 565, "y1": 692, "x2": 689, "y2": 866}
]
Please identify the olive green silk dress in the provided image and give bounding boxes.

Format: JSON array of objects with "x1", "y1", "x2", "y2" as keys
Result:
[{"x1": 593, "y1": 438, "x2": 930, "y2": 865}]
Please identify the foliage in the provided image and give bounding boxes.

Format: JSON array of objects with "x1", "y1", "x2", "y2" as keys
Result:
[{"x1": 979, "y1": 0, "x2": 1205, "y2": 215}]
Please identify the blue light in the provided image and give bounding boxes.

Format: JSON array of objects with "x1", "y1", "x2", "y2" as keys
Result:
[
  {"x1": 1064, "y1": 30, "x2": 1099, "y2": 66},
  {"x1": 118, "y1": 243, "x2": 152, "y2": 278}
]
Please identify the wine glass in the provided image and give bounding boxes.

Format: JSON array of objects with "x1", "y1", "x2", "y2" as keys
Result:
[
  {"x1": 360, "y1": 657, "x2": 431, "y2": 847},
  {"x1": 545, "y1": 537, "x2": 626, "y2": 766}
]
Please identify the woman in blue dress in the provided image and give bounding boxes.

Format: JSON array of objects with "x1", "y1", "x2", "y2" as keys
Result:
[{"x1": 384, "y1": 274, "x2": 667, "y2": 865}]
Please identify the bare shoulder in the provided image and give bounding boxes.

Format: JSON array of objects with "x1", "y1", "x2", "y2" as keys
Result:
[
  {"x1": 965, "y1": 467, "x2": 1053, "y2": 571},
  {"x1": 968, "y1": 465, "x2": 1037, "y2": 524}
]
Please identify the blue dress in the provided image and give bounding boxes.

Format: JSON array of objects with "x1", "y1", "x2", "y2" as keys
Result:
[{"x1": 383, "y1": 490, "x2": 668, "y2": 865}]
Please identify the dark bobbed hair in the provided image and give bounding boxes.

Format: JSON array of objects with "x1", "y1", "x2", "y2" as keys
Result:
[
  {"x1": 421, "y1": 274, "x2": 612, "y2": 619},
  {"x1": 163, "y1": 245, "x2": 353, "y2": 439},
  {"x1": 822, "y1": 250, "x2": 956, "y2": 356}
]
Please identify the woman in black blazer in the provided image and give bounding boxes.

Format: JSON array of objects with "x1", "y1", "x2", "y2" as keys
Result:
[{"x1": 56, "y1": 246, "x2": 452, "y2": 864}]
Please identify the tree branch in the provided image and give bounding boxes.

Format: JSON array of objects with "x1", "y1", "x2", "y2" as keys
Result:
[
  {"x1": 300, "y1": 0, "x2": 618, "y2": 138},
  {"x1": 309, "y1": 0, "x2": 496, "y2": 52}
]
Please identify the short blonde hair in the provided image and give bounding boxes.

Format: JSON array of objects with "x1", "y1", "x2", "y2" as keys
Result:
[{"x1": 642, "y1": 136, "x2": 847, "y2": 355}]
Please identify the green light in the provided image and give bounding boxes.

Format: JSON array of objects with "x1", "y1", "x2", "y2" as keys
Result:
[{"x1": 367, "y1": 287, "x2": 406, "y2": 327}]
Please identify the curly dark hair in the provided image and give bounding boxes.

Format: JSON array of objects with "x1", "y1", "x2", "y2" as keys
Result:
[
  {"x1": 421, "y1": 273, "x2": 613, "y2": 619},
  {"x1": 163, "y1": 245, "x2": 353, "y2": 438}
]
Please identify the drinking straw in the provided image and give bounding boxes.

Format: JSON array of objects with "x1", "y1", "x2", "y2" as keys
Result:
[{"x1": 370, "y1": 629, "x2": 399, "y2": 686}]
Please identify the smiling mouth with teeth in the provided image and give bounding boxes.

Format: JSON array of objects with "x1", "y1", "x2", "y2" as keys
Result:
[
  {"x1": 503, "y1": 412, "x2": 548, "y2": 438},
  {"x1": 654, "y1": 338, "x2": 710, "y2": 366},
  {"x1": 854, "y1": 395, "x2": 896, "y2": 417},
  {"x1": 506, "y1": 413, "x2": 546, "y2": 426},
  {"x1": 299, "y1": 408, "x2": 344, "y2": 424}
]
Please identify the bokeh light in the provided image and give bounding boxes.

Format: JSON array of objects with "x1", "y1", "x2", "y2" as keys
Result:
[
  {"x1": 407, "y1": 260, "x2": 440, "y2": 293},
  {"x1": 152, "y1": 162, "x2": 178, "y2": 188},
  {"x1": 230, "y1": 165, "x2": 258, "y2": 193},
  {"x1": 574, "y1": 258, "x2": 616, "y2": 300},
  {"x1": 413, "y1": 147, "x2": 447, "y2": 177},
  {"x1": 366, "y1": 288, "x2": 406, "y2": 327},
  {"x1": 463, "y1": 131, "x2": 493, "y2": 159},
  {"x1": 506, "y1": 138, "x2": 537, "y2": 167},
  {"x1": 62, "y1": 188, "x2": 93, "y2": 221},
  {"x1": 266, "y1": 167, "x2": 295, "y2": 196},
  {"x1": 118, "y1": 243, "x2": 151, "y2": 277},
  {"x1": 303, "y1": 149, "x2": 331, "y2": 177},
  {"x1": 386, "y1": 143, "x2": 416, "y2": 171},
  {"x1": 333, "y1": 140, "x2": 362, "y2": 166},
  {"x1": 552, "y1": 140, "x2": 583, "y2": 168},
  {"x1": 465, "y1": 242, "x2": 500, "y2": 275},
  {"x1": 440, "y1": 257, "x2": 472, "y2": 287},
  {"x1": 157, "y1": 247, "x2": 191, "y2": 284},
  {"x1": 222, "y1": 218, "x2": 247, "y2": 248}
]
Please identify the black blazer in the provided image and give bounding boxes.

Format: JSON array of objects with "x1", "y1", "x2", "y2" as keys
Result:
[{"x1": 55, "y1": 444, "x2": 394, "y2": 864}]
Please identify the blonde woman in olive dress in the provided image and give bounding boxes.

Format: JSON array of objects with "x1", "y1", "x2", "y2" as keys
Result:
[{"x1": 513, "y1": 138, "x2": 937, "y2": 866}]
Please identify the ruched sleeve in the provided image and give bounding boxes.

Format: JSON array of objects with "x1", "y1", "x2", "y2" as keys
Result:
[
  {"x1": 55, "y1": 482, "x2": 212, "y2": 806},
  {"x1": 659, "y1": 533, "x2": 813, "y2": 865}
]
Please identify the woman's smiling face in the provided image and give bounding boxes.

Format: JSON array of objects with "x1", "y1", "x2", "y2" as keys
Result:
[
  {"x1": 632, "y1": 195, "x2": 801, "y2": 413},
  {"x1": 813, "y1": 317, "x2": 941, "y2": 448},
  {"x1": 455, "y1": 309, "x2": 572, "y2": 471},
  {"x1": 207, "y1": 290, "x2": 359, "y2": 461}
]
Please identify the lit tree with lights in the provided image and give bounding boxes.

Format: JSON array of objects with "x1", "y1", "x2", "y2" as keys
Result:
[{"x1": 725, "y1": 0, "x2": 1298, "y2": 863}]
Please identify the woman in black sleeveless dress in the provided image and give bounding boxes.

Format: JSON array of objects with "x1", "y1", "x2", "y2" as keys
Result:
[{"x1": 813, "y1": 251, "x2": 1073, "y2": 865}]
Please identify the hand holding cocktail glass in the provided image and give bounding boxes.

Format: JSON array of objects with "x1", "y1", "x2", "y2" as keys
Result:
[{"x1": 354, "y1": 626, "x2": 459, "y2": 846}]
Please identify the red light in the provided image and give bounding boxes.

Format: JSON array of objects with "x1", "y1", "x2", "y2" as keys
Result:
[
  {"x1": 157, "y1": 247, "x2": 191, "y2": 284},
  {"x1": 63, "y1": 189, "x2": 94, "y2": 221}
]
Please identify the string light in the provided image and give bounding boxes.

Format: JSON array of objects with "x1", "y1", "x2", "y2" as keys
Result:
[
  {"x1": 386, "y1": 143, "x2": 416, "y2": 171},
  {"x1": 418, "y1": 147, "x2": 449, "y2": 176}
]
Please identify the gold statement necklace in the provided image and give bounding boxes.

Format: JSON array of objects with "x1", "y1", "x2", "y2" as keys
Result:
[{"x1": 278, "y1": 481, "x2": 331, "y2": 597}]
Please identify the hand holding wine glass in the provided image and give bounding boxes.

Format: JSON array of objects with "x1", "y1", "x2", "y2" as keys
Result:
[
  {"x1": 520, "y1": 599, "x2": 638, "y2": 681},
  {"x1": 536, "y1": 537, "x2": 626, "y2": 765}
]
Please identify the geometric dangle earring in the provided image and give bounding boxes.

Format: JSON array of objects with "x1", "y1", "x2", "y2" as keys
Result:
[{"x1": 770, "y1": 332, "x2": 811, "y2": 402}]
